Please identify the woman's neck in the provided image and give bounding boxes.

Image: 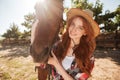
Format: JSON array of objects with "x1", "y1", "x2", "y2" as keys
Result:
[
  {"x1": 71, "y1": 39, "x2": 80, "y2": 46},
  {"x1": 66, "y1": 39, "x2": 80, "y2": 56}
]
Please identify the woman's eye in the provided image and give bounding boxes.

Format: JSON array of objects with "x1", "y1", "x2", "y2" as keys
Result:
[{"x1": 78, "y1": 26, "x2": 84, "y2": 30}]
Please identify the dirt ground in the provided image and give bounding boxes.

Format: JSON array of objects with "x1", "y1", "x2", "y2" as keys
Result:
[
  {"x1": 0, "y1": 45, "x2": 120, "y2": 80},
  {"x1": 89, "y1": 48, "x2": 120, "y2": 80}
]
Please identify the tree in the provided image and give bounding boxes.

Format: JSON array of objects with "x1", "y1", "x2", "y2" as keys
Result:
[
  {"x1": 2, "y1": 23, "x2": 21, "y2": 40},
  {"x1": 21, "y1": 13, "x2": 35, "y2": 37},
  {"x1": 93, "y1": 0, "x2": 103, "y2": 24},
  {"x1": 2, "y1": 29, "x2": 11, "y2": 41},
  {"x1": 10, "y1": 23, "x2": 21, "y2": 39},
  {"x1": 93, "y1": 0, "x2": 103, "y2": 16},
  {"x1": 114, "y1": 5, "x2": 120, "y2": 29},
  {"x1": 113, "y1": 5, "x2": 120, "y2": 48},
  {"x1": 71, "y1": 0, "x2": 93, "y2": 9},
  {"x1": 20, "y1": 30, "x2": 30, "y2": 39},
  {"x1": 100, "y1": 5, "x2": 120, "y2": 32}
]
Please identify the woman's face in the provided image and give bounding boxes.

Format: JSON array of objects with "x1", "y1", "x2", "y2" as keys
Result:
[{"x1": 68, "y1": 17, "x2": 86, "y2": 41}]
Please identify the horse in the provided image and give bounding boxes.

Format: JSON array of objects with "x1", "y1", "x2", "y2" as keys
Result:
[{"x1": 30, "y1": 0, "x2": 63, "y2": 80}]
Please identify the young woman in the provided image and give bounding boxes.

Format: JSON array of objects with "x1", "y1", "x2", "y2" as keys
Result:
[{"x1": 35, "y1": 8, "x2": 100, "y2": 80}]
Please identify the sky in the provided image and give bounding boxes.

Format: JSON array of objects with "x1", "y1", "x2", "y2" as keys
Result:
[{"x1": 0, "y1": 0, "x2": 120, "y2": 36}]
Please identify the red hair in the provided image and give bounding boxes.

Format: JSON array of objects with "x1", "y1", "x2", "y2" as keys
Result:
[{"x1": 54, "y1": 15, "x2": 96, "y2": 76}]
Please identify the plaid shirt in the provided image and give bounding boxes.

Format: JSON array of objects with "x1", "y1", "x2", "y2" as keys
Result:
[{"x1": 47, "y1": 56, "x2": 95, "y2": 80}]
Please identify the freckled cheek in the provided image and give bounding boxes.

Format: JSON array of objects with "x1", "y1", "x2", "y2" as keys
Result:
[{"x1": 77, "y1": 31, "x2": 85, "y2": 36}]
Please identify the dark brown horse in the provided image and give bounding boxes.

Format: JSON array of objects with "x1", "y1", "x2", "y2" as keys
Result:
[{"x1": 30, "y1": 0, "x2": 63, "y2": 80}]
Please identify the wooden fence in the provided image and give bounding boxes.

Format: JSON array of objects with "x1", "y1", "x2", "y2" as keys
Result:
[
  {"x1": 96, "y1": 39, "x2": 120, "y2": 48},
  {"x1": 1, "y1": 39, "x2": 30, "y2": 46}
]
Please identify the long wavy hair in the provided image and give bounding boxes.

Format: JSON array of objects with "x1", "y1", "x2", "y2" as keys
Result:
[{"x1": 54, "y1": 15, "x2": 96, "y2": 76}]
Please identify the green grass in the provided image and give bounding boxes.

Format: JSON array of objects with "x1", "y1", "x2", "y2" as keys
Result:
[
  {"x1": 0, "y1": 72, "x2": 11, "y2": 80},
  {"x1": 0, "y1": 46, "x2": 37, "y2": 80}
]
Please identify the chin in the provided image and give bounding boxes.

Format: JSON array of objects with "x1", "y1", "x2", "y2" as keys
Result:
[{"x1": 70, "y1": 36, "x2": 77, "y2": 39}]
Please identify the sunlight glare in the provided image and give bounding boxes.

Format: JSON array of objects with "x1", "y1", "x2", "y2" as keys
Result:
[
  {"x1": 37, "y1": 0, "x2": 45, "y2": 3},
  {"x1": 40, "y1": 0, "x2": 44, "y2": 3}
]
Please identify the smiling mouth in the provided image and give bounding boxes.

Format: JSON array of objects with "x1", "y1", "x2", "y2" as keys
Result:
[
  {"x1": 69, "y1": 31, "x2": 77, "y2": 36},
  {"x1": 70, "y1": 33, "x2": 77, "y2": 36}
]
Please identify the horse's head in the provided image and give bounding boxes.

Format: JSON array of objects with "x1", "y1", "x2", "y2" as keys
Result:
[{"x1": 30, "y1": 0, "x2": 63, "y2": 63}]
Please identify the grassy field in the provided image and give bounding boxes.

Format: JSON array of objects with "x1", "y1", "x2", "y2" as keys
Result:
[
  {"x1": 0, "y1": 45, "x2": 120, "y2": 80},
  {"x1": 0, "y1": 45, "x2": 37, "y2": 80}
]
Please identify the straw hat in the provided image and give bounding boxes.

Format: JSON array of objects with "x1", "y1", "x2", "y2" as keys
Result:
[{"x1": 67, "y1": 8, "x2": 100, "y2": 38}]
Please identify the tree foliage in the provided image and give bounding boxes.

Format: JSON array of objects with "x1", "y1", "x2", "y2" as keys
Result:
[
  {"x1": 101, "y1": 5, "x2": 120, "y2": 32},
  {"x1": 20, "y1": 30, "x2": 30, "y2": 39},
  {"x1": 2, "y1": 30, "x2": 11, "y2": 39},
  {"x1": 21, "y1": 13, "x2": 35, "y2": 30},
  {"x1": 114, "y1": 5, "x2": 120, "y2": 29},
  {"x1": 21, "y1": 13, "x2": 35, "y2": 37},
  {"x1": 71, "y1": 0, "x2": 93, "y2": 9},
  {"x1": 2, "y1": 23, "x2": 21, "y2": 40}
]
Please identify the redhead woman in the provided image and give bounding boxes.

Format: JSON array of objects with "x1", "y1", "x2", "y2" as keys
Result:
[{"x1": 34, "y1": 8, "x2": 100, "y2": 80}]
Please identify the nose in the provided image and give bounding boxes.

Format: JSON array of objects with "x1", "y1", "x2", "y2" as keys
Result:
[{"x1": 72, "y1": 27, "x2": 77, "y2": 32}]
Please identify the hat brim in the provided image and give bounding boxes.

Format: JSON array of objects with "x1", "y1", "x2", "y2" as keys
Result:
[{"x1": 67, "y1": 8, "x2": 100, "y2": 38}]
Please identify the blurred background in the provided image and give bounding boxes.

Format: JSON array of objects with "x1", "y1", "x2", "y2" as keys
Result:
[{"x1": 0, "y1": 0, "x2": 120, "y2": 80}]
